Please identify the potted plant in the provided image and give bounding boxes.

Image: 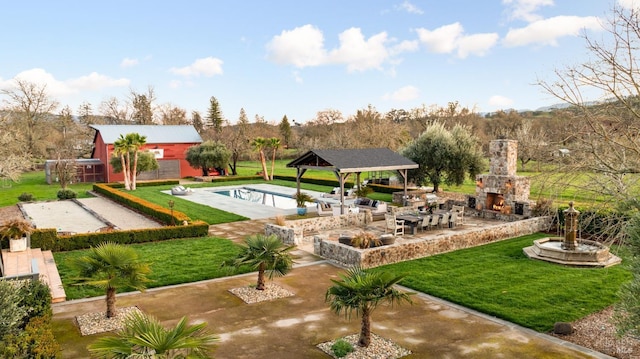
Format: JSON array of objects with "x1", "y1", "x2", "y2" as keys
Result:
[
  {"x1": 354, "y1": 185, "x2": 373, "y2": 198},
  {"x1": 350, "y1": 231, "x2": 382, "y2": 249},
  {"x1": 293, "y1": 191, "x2": 314, "y2": 215},
  {"x1": 0, "y1": 217, "x2": 33, "y2": 252}
]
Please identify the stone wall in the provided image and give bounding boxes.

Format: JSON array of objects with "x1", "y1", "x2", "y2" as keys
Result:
[
  {"x1": 265, "y1": 211, "x2": 372, "y2": 245},
  {"x1": 315, "y1": 216, "x2": 552, "y2": 268}
]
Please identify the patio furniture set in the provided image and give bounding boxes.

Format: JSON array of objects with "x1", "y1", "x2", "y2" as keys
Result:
[{"x1": 385, "y1": 205, "x2": 464, "y2": 235}]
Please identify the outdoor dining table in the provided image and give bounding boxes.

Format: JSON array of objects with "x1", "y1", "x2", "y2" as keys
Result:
[{"x1": 396, "y1": 214, "x2": 424, "y2": 235}]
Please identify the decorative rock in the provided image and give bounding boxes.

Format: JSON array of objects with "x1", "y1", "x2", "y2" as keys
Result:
[{"x1": 554, "y1": 322, "x2": 574, "y2": 335}]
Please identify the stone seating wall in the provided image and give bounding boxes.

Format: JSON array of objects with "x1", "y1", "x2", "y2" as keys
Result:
[
  {"x1": 265, "y1": 210, "x2": 373, "y2": 245},
  {"x1": 314, "y1": 216, "x2": 552, "y2": 268}
]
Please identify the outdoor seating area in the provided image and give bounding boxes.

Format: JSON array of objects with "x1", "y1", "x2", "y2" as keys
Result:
[{"x1": 320, "y1": 187, "x2": 356, "y2": 199}]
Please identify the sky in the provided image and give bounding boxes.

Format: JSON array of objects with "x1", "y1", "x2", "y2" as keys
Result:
[{"x1": 0, "y1": 1, "x2": 630, "y2": 124}]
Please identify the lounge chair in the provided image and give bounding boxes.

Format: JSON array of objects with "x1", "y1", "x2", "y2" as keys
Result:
[
  {"x1": 316, "y1": 202, "x2": 334, "y2": 217},
  {"x1": 171, "y1": 185, "x2": 193, "y2": 196}
]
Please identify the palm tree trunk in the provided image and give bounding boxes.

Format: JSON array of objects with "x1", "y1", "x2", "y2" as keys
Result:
[
  {"x1": 106, "y1": 287, "x2": 117, "y2": 318},
  {"x1": 259, "y1": 151, "x2": 269, "y2": 181},
  {"x1": 124, "y1": 152, "x2": 132, "y2": 190},
  {"x1": 131, "y1": 151, "x2": 139, "y2": 190},
  {"x1": 119, "y1": 155, "x2": 130, "y2": 190},
  {"x1": 257, "y1": 263, "x2": 266, "y2": 290},
  {"x1": 270, "y1": 149, "x2": 276, "y2": 181},
  {"x1": 358, "y1": 307, "x2": 371, "y2": 347}
]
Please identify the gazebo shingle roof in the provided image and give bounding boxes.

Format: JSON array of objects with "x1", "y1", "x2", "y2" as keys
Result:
[{"x1": 286, "y1": 148, "x2": 418, "y2": 173}]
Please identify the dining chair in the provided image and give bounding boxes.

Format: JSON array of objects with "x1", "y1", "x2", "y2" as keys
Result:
[
  {"x1": 421, "y1": 215, "x2": 431, "y2": 231},
  {"x1": 439, "y1": 213, "x2": 450, "y2": 229},
  {"x1": 385, "y1": 214, "x2": 404, "y2": 236}
]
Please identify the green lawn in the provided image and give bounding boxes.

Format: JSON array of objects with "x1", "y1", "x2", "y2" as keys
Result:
[
  {"x1": 0, "y1": 171, "x2": 94, "y2": 207},
  {"x1": 53, "y1": 236, "x2": 253, "y2": 300},
  {"x1": 370, "y1": 233, "x2": 631, "y2": 332}
]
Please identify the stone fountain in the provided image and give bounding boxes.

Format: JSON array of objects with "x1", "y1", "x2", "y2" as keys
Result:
[{"x1": 523, "y1": 202, "x2": 621, "y2": 268}]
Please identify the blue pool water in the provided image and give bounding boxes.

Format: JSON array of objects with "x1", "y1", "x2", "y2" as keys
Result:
[{"x1": 211, "y1": 187, "x2": 312, "y2": 210}]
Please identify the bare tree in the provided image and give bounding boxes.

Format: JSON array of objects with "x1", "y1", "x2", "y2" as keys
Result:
[
  {"x1": 157, "y1": 104, "x2": 188, "y2": 125},
  {"x1": 1, "y1": 79, "x2": 58, "y2": 158},
  {"x1": 512, "y1": 120, "x2": 548, "y2": 171},
  {"x1": 99, "y1": 97, "x2": 130, "y2": 124},
  {"x1": 537, "y1": 3, "x2": 640, "y2": 212},
  {"x1": 130, "y1": 86, "x2": 156, "y2": 125}
]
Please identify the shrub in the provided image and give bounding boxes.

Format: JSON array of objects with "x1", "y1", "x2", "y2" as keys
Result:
[
  {"x1": 331, "y1": 339, "x2": 354, "y2": 358},
  {"x1": 17, "y1": 192, "x2": 35, "y2": 202},
  {"x1": 0, "y1": 315, "x2": 60, "y2": 359},
  {"x1": 56, "y1": 189, "x2": 77, "y2": 200},
  {"x1": 18, "y1": 280, "x2": 52, "y2": 327},
  {"x1": 0, "y1": 280, "x2": 26, "y2": 338}
]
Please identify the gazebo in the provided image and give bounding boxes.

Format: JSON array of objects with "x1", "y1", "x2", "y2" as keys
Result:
[{"x1": 286, "y1": 148, "x2": 419, "y2": 214}]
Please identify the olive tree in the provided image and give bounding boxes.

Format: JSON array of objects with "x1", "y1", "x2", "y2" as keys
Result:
[
  {"x1": 185, "y1": 140, "x2": 231, "y2": 176},
  {"x1": 402, "y1": 122, "x2": 485, "y2": 192}
]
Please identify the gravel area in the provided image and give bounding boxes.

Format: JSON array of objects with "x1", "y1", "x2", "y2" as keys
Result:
[
  {"x1": 551, "y1": 306, "x2": 640, "y2": 359},
  {"x1": 76, "y1": 306, "x2": 142, "y2": 336},
  {"x1": 317, "y1": 333, "x2": 411, "y2": 359},
  {"x1": 228, "y1": 283, "x2": 295, "y2": 304}
]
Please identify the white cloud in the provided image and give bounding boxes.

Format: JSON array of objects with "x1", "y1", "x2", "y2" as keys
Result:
[
  {"x1": 121, "y1": 57, "x2": 139, "y2": 68},
  {"x1": 0, "y1": 68, "x2": 129, "y2": 98},
  {"x1": 383, "y1": 85, "x2": 419, "y2": 101},
  {"x1": 502, "y1": 0, "x2": 554, "y2": 22},
  {"x1": 415, "y1": 23, "x2": 498, "y2": 58},
  {"x1": 328, "y1": 28, "x2": 390, "y2": 72},
  {"x1": 292, "y1": 70, "x2": 303, "y2": 84},
  {"x1": 456, "y1": 33, "x2": 500, "y2": 58},
  {"x1": 267, "y1": 25, "x2": 400, "y2": 72},
  {"x1": 503, "y1": 15, "x2": 602, "y2": 47},
  {"x1": 415, "y1": 23, "x2": 463, "y2": 54},
  {"x1": 67, "y1": 72, "x2": 130, "y2": 90},
  {"x1": 488, "y1": 95, "x2": 514, "y2": 108},
  {"x1": 169, "y1": 80, "x2": 182, "y2": 89},
  {"x1": 266, "y1": 24, "x2": 327, "y2": 67},
  {"x1": 396, "y1": 1, "x2": 424, "y2": 15},
  {"x1": 170, "y1": 57, "x2": 224, "y2": 77},
  {"x1": 390, "y1": 39, "x2": 419, "y2": 55},
  {"x1": 619, "y1": 0, "x2": 640, "y2": 10}
]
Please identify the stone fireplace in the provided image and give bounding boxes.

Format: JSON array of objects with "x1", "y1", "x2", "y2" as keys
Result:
[{"x1": 474, "y1": 139, "x2": 530, "y2": 216}]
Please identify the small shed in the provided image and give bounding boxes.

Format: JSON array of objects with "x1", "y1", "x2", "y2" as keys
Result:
[
  {"x1": 286, "y1": 148, "x2": 419, "y2": 214},
  {"x1": 44, "y1": 158, "x2": 105, "y2": 184}
]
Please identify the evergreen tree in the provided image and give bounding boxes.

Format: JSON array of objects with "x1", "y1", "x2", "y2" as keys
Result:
[
  {"x1": 207, "y1": 96, "x2": 224, "y2": 133},
  {"x1": 191, "y1": 110, "x2": 205, "y2": 134},
  {"x1": 279, "y1": 115, "x2": 292, "y2": 147}
]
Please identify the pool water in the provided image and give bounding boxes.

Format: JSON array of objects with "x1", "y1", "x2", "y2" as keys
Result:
[{"x1": 211, "y1": 187, "x2": 312, "y2": 210}]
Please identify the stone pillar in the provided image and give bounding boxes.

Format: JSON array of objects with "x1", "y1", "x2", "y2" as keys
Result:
[
  {"x1": 563, "y1": 202, "x2": 580, "y2": 250},
  {"x1": 489, "y1": 139, "x2": 518, "y2": 176}
]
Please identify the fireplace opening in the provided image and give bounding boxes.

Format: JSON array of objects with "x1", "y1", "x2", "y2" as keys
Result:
[{"x1": 485, "y1": 193, "x2": 505, "y2": 211}]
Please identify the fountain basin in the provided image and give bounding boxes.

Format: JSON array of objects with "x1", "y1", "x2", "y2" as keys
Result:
[{"x1": 523, "y1": 237, "x2": 621, "y2": 268}]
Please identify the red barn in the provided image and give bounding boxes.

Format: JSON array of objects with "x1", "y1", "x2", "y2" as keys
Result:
[{"x1": 90, "y1": 125, "x2": 203, "y2": 183}]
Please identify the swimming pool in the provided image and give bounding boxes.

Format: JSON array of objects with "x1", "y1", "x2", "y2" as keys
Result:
[{"x1": 210, "y1": 187, "x2": 314, "y2": 210}]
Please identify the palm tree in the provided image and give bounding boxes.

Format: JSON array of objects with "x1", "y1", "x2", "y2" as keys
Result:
[
  {"x1": 251, "y1": 137, "x2": 269, "y2": 181},
  {"x1": 113, "y1": 134, "x2": 132, "y2": 190},
  {"x1": 88, "y1": 311, "x2": 217, "y2": 358},
  {"x1": 223, "y1": 234, "x2": 294, "y2": 290},
  {"x1": 112, "y1": 133, "x2": 147, "y2": 190},
  {"x1": 125, "y1": 132, "x2": 147, "y2": 190},
  {"x1": 325, "y1": 266, "x2": 413, "y2": 347},
  {"x1": 69, "y1": 242, "x2": 152, "y2": 318},
  {"x1": 268, "y1": 137, "x2": 280, "y2": 181}
]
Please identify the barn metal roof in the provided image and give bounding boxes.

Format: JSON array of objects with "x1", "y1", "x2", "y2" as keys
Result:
[
  {"x1": 286, "y1": 148, "x2": 418, "y2": 173},
  {"x1": 90, "y1": 125, "x2": 202, "y2": 144}
]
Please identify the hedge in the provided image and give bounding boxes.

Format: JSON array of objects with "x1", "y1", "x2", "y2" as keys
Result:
[
  {"x1": 30, "y1": 221, "x2": 209, "y2": 252},
  {"x1": 93, "y1": 183, "x2": 189, "y2": 225}
]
